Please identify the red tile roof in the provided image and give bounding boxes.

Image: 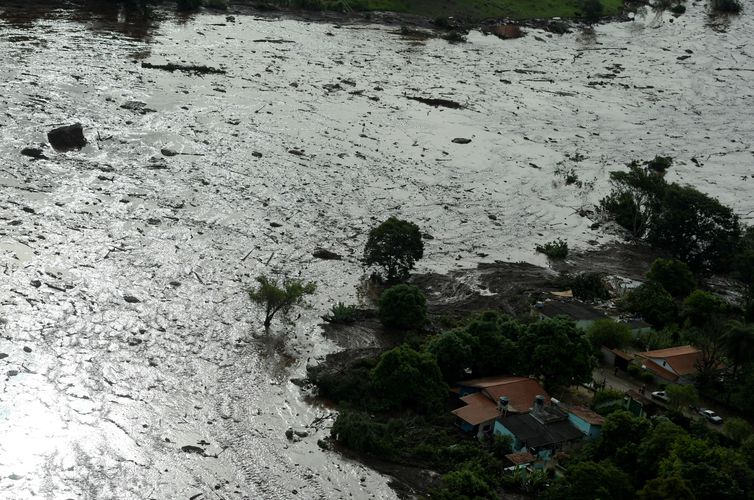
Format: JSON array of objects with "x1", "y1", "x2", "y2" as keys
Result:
[
  {"x1": 505, "y1": 452, "x2": 536, "y2": 465},
  {"x1": 452, "y1": 393, "x2": 500, "y2": 425},
  {"x1": 453, "y1": 377, "x2": 550, "y2": 425},
  {"x1": 567, "y1": 406, "x2": 605, "y2": 426},
  {"x1": 636, "y1": 345, "x2": 701, "y2": 378}
]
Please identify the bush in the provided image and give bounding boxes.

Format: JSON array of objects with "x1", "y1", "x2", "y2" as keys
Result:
[
  {"x1": 330, "y1": 410, "x2": 393, "y2": 455},
  {"x1": 646, "y1": 258, "x2": 696, "y2": 298},
  {"x1": 646, "y1": 155, "x2": 673, "y2": 172},
  {"x1": 364, "y1": 217, "x2": 424, "y2": 282},
  {"x1": 324, "y1": 302, "x2": 357, "y2": 323},
  {"x1": 710, "y1": 0, "x2": 742, "y2": 13},
  {"x1": 627, "y1": 363, "x2": 642, "y2": 378},
  {"x1": 426, "y1": 330, "x2": 474, "y2": 382},
  {"x1": 665, "y1": 384, "x2": 699, "y2": 410},
  {"x1": 670, "y1": 3, "x2": 687, "y2": 13},
  {"x1": 536, "y1": 238, "x2": 569, "y2": 259},
  {"x1": 587, "y1": 319, "x2": 633, "y2": 350},
  {"x1": 378, "y1": 284, "x2": 427, "y2": 330},
  {"x1": 203, "y1": 0, "x2": 228, "y2": 9}
]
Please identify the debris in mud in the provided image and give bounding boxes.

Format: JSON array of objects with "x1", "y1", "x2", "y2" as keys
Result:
[
  {"x1": 20, "y1": 147, "x2": 47, "y2": 159},
  {"x1": 141, "y1": 61, "x2": 226, "y2": 75},
  {"x1": 47, "y1": 123, "x2": 87, "y2": 152},
  {"x1": 123, "y1": 295, "x2": 141, "y2": 303},
  {"x1": 0, "y1": 353, "x2": 8, "y2": 359},
  {"x1": 161, "y1": 148, "x2": 178, "y2": 157},
  {"x1": 404, "y1": 95, "x2": 462, "y2": 109},
  {"x1": 180, "y1": 445, "x2": 207, "y2": 455},
  {"x1": 120, "y1": 101, "x2": 155, "y2": 114},
  {"x1": 452, "y1": 138, "x2": 471, "y2": 144},
  {"x1": 252, "y1": 39, "x2": 295, "y2": 44},
  {"x1": 490, "y1": 24, "x2": 525, "y2": 40},
  {"x1": 312, "y1": 248, "x2": 341, "y2": 260}
]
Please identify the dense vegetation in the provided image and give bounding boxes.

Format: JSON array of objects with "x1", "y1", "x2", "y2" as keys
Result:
[
  {"x1": 543, "y1": 411, "x2": 754, "y2": 500},
  {"x1": 363, "y1": 216, "x2": 424, "y2": 282}
]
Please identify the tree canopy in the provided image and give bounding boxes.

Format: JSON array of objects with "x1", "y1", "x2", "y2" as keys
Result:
[
  {"x1": 248, "y1": 275, "x2": 315, "y2": 329},
  {"x1": 364, "y1": 217, "x2": 424, "y2": 282}
]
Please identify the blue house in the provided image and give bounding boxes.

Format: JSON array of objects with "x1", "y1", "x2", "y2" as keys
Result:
[
  {"x1": 494, "y1": 396, "x2": 583, "y2": 462},
  {"x1": 566, "y1": 406, "x2": 605, "y2": 440}
]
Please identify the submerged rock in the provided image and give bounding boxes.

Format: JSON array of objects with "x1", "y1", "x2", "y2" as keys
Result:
[
  {"x1": 312, "y1": 248, "x2": 342, "y2": 260},
  {"x1": 452, "y1": 137, "x2": 472, "y2": 144},
  {"x1": 47, "y1": 123, "x2": 87, "y2": 152},
  {"x1": 21, "y1": 147, "x2": 47, "y2": 159}
]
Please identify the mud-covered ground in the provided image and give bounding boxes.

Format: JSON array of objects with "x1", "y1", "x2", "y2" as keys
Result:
[{"x1": 1, "y1": 2, "x2": 753, "y2": 499}]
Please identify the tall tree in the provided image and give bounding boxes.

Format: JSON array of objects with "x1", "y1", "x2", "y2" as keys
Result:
[{"x1": 363, "y1": 217, "x2": 424, "y2": 282}]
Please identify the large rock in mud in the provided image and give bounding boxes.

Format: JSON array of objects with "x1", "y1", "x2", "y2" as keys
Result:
[{"x1": 47, "y1": 123, "x2": 87, "y2": 152}]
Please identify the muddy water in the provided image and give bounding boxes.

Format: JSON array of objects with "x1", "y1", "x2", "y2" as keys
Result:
[{"x1": 1, "y1": 3, "x2": 753, "y2": 499}]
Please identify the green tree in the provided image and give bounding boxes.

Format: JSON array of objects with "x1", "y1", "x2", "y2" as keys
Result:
[
  {"x1": 363, "y1": 217, "x2": 424, "y2": 281},
  {"x1": 636, "y1": 419, "x2": 687, "y2": 481},
  {"x1": 600, "y1": 163, "x2": 666, "y2": 238},
  {"x1": 582, "y1": 0, "x2": 604, "y2": 24},
  {"x1": 725, "y1": 320, "x2": 754, "y2": 382},
  {"x1": 682, "y1": 290, "x2": 728, "y2": 328},
  {"x1": 637, "y1": 475, "x2": 695, "y2": 500},
  {"x1": 586, "y1": 318, "x2": 633, "y2": 350},
  {"x1": 723, "y1": 417, "x2": 753, "y2": 445},
  {"x1": 646, "y1": 258, "x2": 696, "y2": 298},
  {"x1": 370, "y1": 345, "x2": 447, "y2": 414},
  {"x1": 426, "y1": 330, "x2": 474, "y2": 382},
  {"x1": 622, "y1": 282, "x2": 677, "y2": 328},
  {"x1": 596, "y1": 411, "x2": 651, "y2": 470},
  {"x1": 330, "y1": 410, "x2": 391, "y2": 454},
  {"x1": 435, "y1": 463, "x2": 495, "y2": 500},
  {"x1": 665, "y1": 384, "x2": 699, "y2": 410},
  {"x1": 465, "y1": 312, "x2": 521, "y2": 376},
  {"x1": 518, "y1": 317, "x2": 594, "y2": 392},
  {"x1": 648, "y1": 184, "x2": 741, "y2": 271},
  {"x1": 378, "y1": 284, "x2": 427, "y2": 330},
  {"x1": 555, "y1": 461, "x2": 634, "y2": 500},
  {"x1": 248, "y1": 275, "x2": 316, "y2": 329}
]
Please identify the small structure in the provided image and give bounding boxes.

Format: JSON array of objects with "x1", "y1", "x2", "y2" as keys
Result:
[
  {"x1": 534, "y1": 300, "x2": 607, "y2": 329},
  {"x1": 504, "y1": 451, "x2": 536, "y2": 471},
  {"x1": 494, "y1": 396, "x2": 584, "y2": 462},
  {"x1": 601, "y1": 347, "x2": 634, "y2": 372},
  {"x1": 452, "y1": 376, "x2": 550, "y2": 438},
  {"x1": 634, "y1": 345, "x2": 702, "y2": 384},
  {"x1": 566, "y1": 406, "x2": 605, "y2": 440}
]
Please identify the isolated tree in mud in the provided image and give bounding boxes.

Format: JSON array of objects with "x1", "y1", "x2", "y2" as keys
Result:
[
  {"x1": 248, "y1": 275, "x2": 316, "y2": 329},
  {"x1": 363, "y1": 217, "x2": 424, "y2": 282}
]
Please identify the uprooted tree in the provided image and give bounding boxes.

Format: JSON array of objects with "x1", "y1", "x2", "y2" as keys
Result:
[{"x1": 248, "y1": 275, "x2": 316, "y2": 329}]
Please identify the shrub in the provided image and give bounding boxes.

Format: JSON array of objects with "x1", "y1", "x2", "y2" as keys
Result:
[
  {"x1": 646, "y1": 155, "x2": 673, "y2": 172},
  {"x1": 710, "y1": 0, "x2": 742, "y2": 13},
  {"x1": 627, "y1": 363, "x2": 642, "y2": 378},
  {"x1": 665, "y1": 384, "x2": 699, "y2": 410},
  {"x1": 330, "y1": 410, "x2": 393, "y2": 455},
  {"x1": 248, "y1": 275, "x2": 316, "y2": 329},
  {"x1": 536, "y1": 238, "x2": 569, "y2": 259},
  {"x1": 324, "y1": 302, "x2": 357, "y2": 323},
  {"x1": 587, "y1": 319, "x2": 633, "y2": 350},
  {"x1": 671, "y1": 3, "x2": 687, "y2": 13},
  {"x1": 378, "y1": 284, "x2": 427, "y2": 330},
  {"x1": 364, "y1": 217, "x2": 424, "y2": 282},
  {"x1": 442, "y1": 31, "x2": 467, "y2": 43},
  {"x1": 640, "y1": 370, "x2": 656, "y2": 384},
  {"x1": 646, "y1": 258, "x2": 696, "y2": 298}
]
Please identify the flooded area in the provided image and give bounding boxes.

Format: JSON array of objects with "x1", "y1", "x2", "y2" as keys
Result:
[{"x1": 1, "y1": 2, "x2": 753, "y2": 498}]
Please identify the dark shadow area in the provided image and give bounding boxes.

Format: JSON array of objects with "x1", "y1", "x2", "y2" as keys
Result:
[{"x1": 0, "y1": 0, "x2": 165, "y2": 41}]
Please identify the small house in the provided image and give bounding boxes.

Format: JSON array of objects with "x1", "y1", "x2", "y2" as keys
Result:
[
  {"x1": 634, "y1": 345, "x2": 702, "y2": 384},
  {"x1": 452, "y1": 376, "x2": 550, "y2": 438},
  {"x1": 534, "y1": 300, "x2": 607, "y2": 329}
]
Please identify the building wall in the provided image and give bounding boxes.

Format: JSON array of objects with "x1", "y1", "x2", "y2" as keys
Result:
[
  {"x1": 567, "y1": 414, "x2": 601, "y2": 440},
  {"x1": 493, "y1": 421, "x2": 523, "y2": 451}
]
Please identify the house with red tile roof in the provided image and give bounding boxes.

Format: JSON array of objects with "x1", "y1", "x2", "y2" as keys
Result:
[
  {"x1": 634, "y1": 345, "x2": 702, "y2": 384},
  {"x1": 452, "y1": 376, "x2": 550, "y2": 438}
]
